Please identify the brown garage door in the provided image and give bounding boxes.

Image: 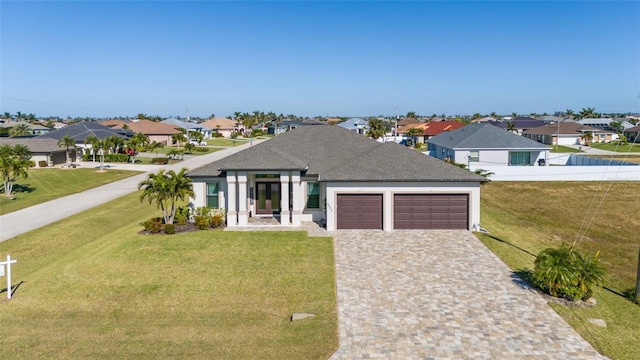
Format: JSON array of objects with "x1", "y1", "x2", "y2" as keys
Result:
[
  {"x1": 394, "y1": 194, "x2": 468, "y2": 230},
  {"x1": 337, "y1": 194, "x2": 383, "y2": 230}
]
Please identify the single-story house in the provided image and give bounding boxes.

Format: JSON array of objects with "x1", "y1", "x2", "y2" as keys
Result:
[
  {"x1": 399, "y1": 121, "x2": 465, "y2": 143},
  {"x1": 39, "y1": 121, "x2": 132, "y2": 161},
  {"x1": 523, "y1": 122, "x2": 612, "y2": 146},
  {"x1": 161, "y1": 118, "x2": 213, "y2": 139},
  {"x1": 200, "y1": 117, "x2": 238, "y2": 138},
  {"x1": 428, "y1": 123, "x2": 550, "y2": 167},
  {"x1": 488, "y1": 117, "x2": 546, "y2": 135},
  {"x1": 114, "y1": 119, "x2": 181, "y2": 145},
  {"x1": 188, "y1": 125, "x2": 485, "y2": 231},
  {"x1": 625, "y1": 125, "x2": 640, "y2": 143},
  {"x1": 0, "y1": 137, "x2": 71, "y2": 167},
  {"x1": 0, "y1": 120, "x2": 51, "y2": 136},
  {"x1": 577, "y1": 118, "x2": 635, "y2": 135},
  {"x1": 337, "y1": 118, "x2": 368, "y2": 135}
]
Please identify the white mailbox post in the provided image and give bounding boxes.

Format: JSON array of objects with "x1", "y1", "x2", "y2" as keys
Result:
[{"x1": 0, "y1": 255, "x2": 18, "y2": 299}]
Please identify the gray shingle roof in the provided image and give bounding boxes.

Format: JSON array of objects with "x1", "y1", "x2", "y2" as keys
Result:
[
  {"x1": 428, "y1": 123, "x2": 549, "y2": 150},
  {"x1": 189, "y1": 125, "x2": 484, "y2": 182},
  {"x1": 39, "y1": 121, "x2": 131, "y2": 142},
  {"x1": 0, "y1": 137, "x2": 66, "y2": 153}
]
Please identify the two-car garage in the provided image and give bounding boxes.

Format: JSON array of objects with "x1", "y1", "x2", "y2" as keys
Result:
[{"x1": 335, "y1": 193, "x2": 470, "y2": 230}]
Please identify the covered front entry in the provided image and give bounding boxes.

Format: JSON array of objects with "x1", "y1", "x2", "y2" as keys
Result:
[
  {"x1": 336, "y1": 194, "x2": 383, "y2": 230},
  {"x1": 256, "y1": 182, "x2": 280, "y2": 215},
  {"x1": 393, "y1": 194, "x2": 469, "y2": 230}
]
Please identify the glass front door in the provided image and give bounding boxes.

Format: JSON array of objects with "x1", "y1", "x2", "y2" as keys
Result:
[{"x1": 256, "y1": 182, "x2": 280, "y2": 215}]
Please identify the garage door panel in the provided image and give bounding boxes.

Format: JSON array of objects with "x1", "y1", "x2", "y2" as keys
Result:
[
  {"x1": 337, "y1": 194, "x2": 383, "y2": 230},
  {"x1": 393, "y1": 194, "x2": 468, "y2": 230}
]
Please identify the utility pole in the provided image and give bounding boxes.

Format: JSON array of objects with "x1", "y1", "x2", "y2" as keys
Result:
[{"x1": 395, "y1": 107, "x2": 399, "y2": 143}]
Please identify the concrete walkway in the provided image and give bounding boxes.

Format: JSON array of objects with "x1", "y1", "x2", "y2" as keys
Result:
[
  {"x1": 0, "y1": 141, "x2": 264, "y2": 242},
  {"x1": 564, "y1": 144, "x2": 620, "y2": 156},
  {"x1": 329, "y1": 230, "x2": 607, "y2": 359}
]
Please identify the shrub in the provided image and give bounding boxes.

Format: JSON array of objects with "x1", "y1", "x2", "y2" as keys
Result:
[
  {"x1": 251, "y1": 129, "x2": 263, "y2": 137},
  {"x1": 164, "y1": 223, "x2": 176, "y2": 234},
  {"x1": 230, "y1": 132, "x2": 239, "y2": 139},
  {"x1": 28, "y1": 160, "x2": 36, "y2": 167},
  {"x1": 194, "y1": 215, "x2": 210, "y2": 230},
  {"x1": 38, "y1": 160, "x2": 47, "y2": 167},
  {"x1": 532, "y1": 244, "x2": 607, "y2": 301},
  {"x1": 141, "y1": 217, "x2": 163, "y2": 233},
  {"x1": 174, "y1": 206, "x2": 189, "y2": 225},
  {"x1": 151, "y1": 157, "x2": 169, "y2": 165},
  {"x1": 210, "y1": 208, "x2": 226, "y2": 228},
  {"x1": 194, "y1": 146, "x2": 210, "y2": 153}
]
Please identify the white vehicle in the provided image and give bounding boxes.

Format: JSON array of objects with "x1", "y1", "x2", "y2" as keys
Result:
[{"x1": 189, "y1": 140, "x2": 207, "y2": 146}]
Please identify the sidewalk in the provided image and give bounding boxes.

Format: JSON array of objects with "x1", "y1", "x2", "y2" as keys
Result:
[
  {"x1": 0, "y1": 140, "x2": 265, "y2": 242},
  {"x1": 564, "y1": 144, "x2": 619, "y2": 156}
]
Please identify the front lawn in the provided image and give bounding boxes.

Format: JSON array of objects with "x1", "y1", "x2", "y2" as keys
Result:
[
  {"x1": 476, "y1": 181, "x2": 640, "y2": 360},
  {"x1": 205, "y1": 138, "x2": 249, "y2": 147},
  {"x1": 588, "y1": 142, "x2": 640, "y2": 153},
  {"x1": 0, "y1": 192, "x2": 338, "y2": 359},
  {"x1": 0, "y1": 168, "x2": 141, "y2": 215},
  {"x1": 550, "y1": 145, "x2": 581, "y2": 153}
]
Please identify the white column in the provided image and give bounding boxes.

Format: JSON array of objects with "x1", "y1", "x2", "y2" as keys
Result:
[
  {"x1": 226, "y1": 171, "x2": 237, "y2": 226},
  {"x1": 238, "y1": 172, "x2": 248, "y2": 226},
  {"x1": 280, "y1": 171, "x2": 290, "y2": 225},
  {"x1": 291, "y1": 172, "x2": 301, "y2": 226}
]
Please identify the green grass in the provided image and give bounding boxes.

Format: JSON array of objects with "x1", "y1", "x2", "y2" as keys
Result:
[
  {"x1": 0, "y1": 168, "x2": 141, "y2": 215},
  {"x1": 0, "y1": 192, "x2": 338, "y2": 359},
  {"x1": 588, "y1": 142, "x2": 640, "y2": 153},
  {"x1": 550, "y1": 145, "x2": 581, "y2": 153},
  {"x1": 205, "y1": 138, "x2": 249, "y2": 147},
  {"x1": 141, "y1": 146, "x2": 221, "y2": 156},
  {"x1": 476, "y1": 182, "x2": 640, "y2": 360}
]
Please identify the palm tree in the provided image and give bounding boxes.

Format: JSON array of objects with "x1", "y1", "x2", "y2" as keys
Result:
[
  {"x1": 577, "y1": 107, "x2": 598, "y2": 120},
  {"x1": 84, "y1": 134, "x2": 100, "y2": 162},
  {"x1": 406, "y1": 111, "x2": 417, "y2": 118},
  {"x1": 58, "y1": 134, "x2": 76, "y2": 164},
  {"x1": 0, "y1": 144, "x2": 31, "y2": 197},
  {"x1": 148, "y1": 141, "x2": 164, "y2": 155},
  {"x1": 511, "y1": 112, "x2": 518, "y2": 118},
  {"x1": 490, "y1": 112, "x2": 497, "y2": 119},
  {"x1": 365, "y1": 118, "x2": 388, "y2": 140},
  {"x1": 2, "y1": 112, "x2": 13, "y2": 120},
  {"x1": 172, "y1": 132, "x2": 187, "y2": 146},
  {"x1": 127, "y1": 133, "x2": 150, "y2": 163},
  {"x1": 565, "y1": 109, "x2": 574, "y2": 118},
  {"x1": 183, "y1": 142, "x2": 196, "y2": 154},
  {"x1": 105, "y1": 135, "x2": 124, "y2": 155},
  {"x1": 9, "y1": 122, "x2": 32, "y2": 137},
  {"x1": 138, "y1": 168, "x2": 194, "y2": 224},
  {"x1": 506, "y1": 121, "x2": 517, "y2": 133}
]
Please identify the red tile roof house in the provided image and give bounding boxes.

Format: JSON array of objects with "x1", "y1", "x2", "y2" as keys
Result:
[
  {"x1": 187, "y1": 125, "x2": 485, "y2": 231},
  {"x1": 400, "y1": 121, "x2": 465, "y2": 143},
  {"x1": 114, "y1": 119, "x2": 181, "y2": 146},
  {"x1": 199, "y1": 117, "x2": 238, "y2": 138}
]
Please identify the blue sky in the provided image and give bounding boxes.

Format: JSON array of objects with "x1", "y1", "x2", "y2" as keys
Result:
[{"x1": 1, "y1": 1, "x2": 639, "y2": 118}]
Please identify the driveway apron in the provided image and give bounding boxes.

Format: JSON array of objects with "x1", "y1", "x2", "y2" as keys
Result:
[{"x1": 330, "y1": 230, "x2": 607, "y2": 359}]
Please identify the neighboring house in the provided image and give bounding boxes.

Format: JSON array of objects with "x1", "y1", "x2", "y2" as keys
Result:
[
  {"x1": 577, "y1": 118, "x2": 635, "y2": 134},
  {"x1": 114, "y1": 119, "x2": 181, "y2": 145},
  {"x1": 0, "y1": 137, "x2": 70, "y2": 167},
  {"x1": 428, "y1": 123, "x2": 550, "y2": 167},
  {"x1": 538, "y1": 115, "x2": 565, "y2": 123},
  {"x1": 337, "y1": 118, "x2": 369, "y2": 134},
  {"x1": 188, "y1": 125, "x2": 485, "y2": 232},
  {"x1": 397, "y1": 117, "x2": 421, "y2": 127},
  {"x1": 0, "y1": 120, "x2": 51, "y2": 136},
  {"x1": 200, "y1": 117, "x2": 237, "y2": 138},
  {"x1": 470, "y1": 116, "x2": 496, "y2": 124},
  {"x1": 99, "y1": 119, "x2": 127, "y2": 128},
  {"x1": 523, "y1": 122, "x2": 612, "y2": 146},
  {"x1": 489, "y1": 117, "x2": 546, "y2": 135},
  {"x1": 161, "y1": 118, "x2": 213, "y2": 139},
  {"x1": 400, "y1": 121, "x2": 465, "y2": 143},
  {"x1": 39, "y1": 121, "x2": 132, "y2": 161},
  {"x1": 625, "y1": 125, "x2": 640, "y2": 143},
  {"x1": 268, "y1": 119, "x2": 324, "y2": 135}
]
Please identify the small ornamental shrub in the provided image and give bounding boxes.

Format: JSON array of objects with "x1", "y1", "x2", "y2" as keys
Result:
[
  {"x1": 194, "y1": 146, "x2": 210, "y2": 153},
  {"x1": 251, "y1": 129, "x2": 263, "y2": 137},
  {"x1": 28, "y1": 160, "x2": 36, "y2": 167},
  {"x1": 194, "y1": 215, "x2": 210, "y2": 230},
  {"x1": 151, "y1": 157, "x2": 169, "y2": 165},
  {"x1": 230, "y1": 132, "x2": 239, "y2": 139},
  {"x1": 142, "y1": 217, "x2": 163, "y2": 233},
  {"x1": 532, "y1": 244, "x2": 606, "y2": 301},
  {"x1": 174, "y1": 206, "x2": 189, "y2": 225},
  {"x1": 210, "y1": 208, "x2": 226, "y2": 228},
  {"x1": 164, "y1": 223, "x2": 176, "y2": 234}
]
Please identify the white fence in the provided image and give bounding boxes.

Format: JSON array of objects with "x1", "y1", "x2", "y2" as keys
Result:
[{"x1": 469, "y1": 165, "x2": 640, "y2": 181}]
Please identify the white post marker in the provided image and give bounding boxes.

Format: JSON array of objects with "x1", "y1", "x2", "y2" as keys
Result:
[{"x1": 0, "y1": 255, "x2": 18, "y2": 299}]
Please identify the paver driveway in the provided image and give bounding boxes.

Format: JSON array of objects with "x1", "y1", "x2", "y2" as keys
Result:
[{"x1": 329, "y1": 230, "x2": 606, "y2": 359}]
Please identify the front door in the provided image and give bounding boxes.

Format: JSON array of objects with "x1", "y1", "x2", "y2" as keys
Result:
[{"x1": 256, "y1": 182, "x2": 280, "y2": 215}]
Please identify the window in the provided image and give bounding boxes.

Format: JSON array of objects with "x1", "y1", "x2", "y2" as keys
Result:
[
  {"x1": 469, "y1": 151, "x2": 479, "y2": 162},
  {"x1": 509, "y1": 152, "x2": 531, "y2": 166},
  {"x1": 307, "y1": 182, "x2": 320, "y2": 209},
  {"x1": 207, "y1": 183, "x2": 219, "y2": 208}
]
